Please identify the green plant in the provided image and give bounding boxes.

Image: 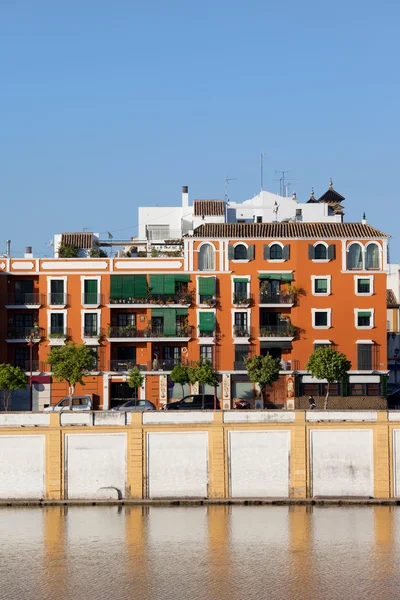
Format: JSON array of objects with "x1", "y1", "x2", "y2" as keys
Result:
[
  {"x1": 127, "y1": 367, "x2": 144, "y2": 392},
  {"x1": 0, "y1": 364, "x2": 28, "y2": 411},
  {"x1": 58, "y1": 243, "x2": 78, "y2": 258},
  {"x1": 188, "y1": 358, "x2": 218, "y2": 389},
  {"x1": 46, "y1": 343, "x2": 96, "y2": 410},
  {"x1": 306, "y1": 347, "x2": 351, "y2": 409},
  {"x1": 89, "y1": 248, "x2": 107, "y2": 258},
  {"x1": 245, "y1": 355, "x2": 281, "y2": 407},
  {"x1": 170, "y1": 364, "x2": 190, "y2": 398},
  {"x1": 150, "y1": 248, "x2": 158, "y2": 258},
  {"x1": 49, "y1": 332, "x2": 66, "y2": 339}
]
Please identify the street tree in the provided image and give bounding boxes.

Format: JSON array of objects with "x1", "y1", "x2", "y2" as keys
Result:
[
  {"x1": 245, "y1": 354, "x2": 281, "y2": 407},
  {"x1": 188, "y1": 359, "x2": 219, "y2": 408},
  {"x1": 127, "y1": 367, "x2": 144, "y2": 397},
  {"x1": 0, "y1": 364, "x2": 28, "y2": 411},
  {"x1": 170, "y1": 364, "x2": 190, "y2": 398},
  {"x1": 46, "y1": 343, "x2": 96, "y2": 410},
  {"x1": 306, "y1": 346, "x2": 351, "y2": 410}
]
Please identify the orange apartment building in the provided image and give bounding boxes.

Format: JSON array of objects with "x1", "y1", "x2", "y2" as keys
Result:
[{"x1": 0, "y1": 183, "x2": 390, "y2": 409}]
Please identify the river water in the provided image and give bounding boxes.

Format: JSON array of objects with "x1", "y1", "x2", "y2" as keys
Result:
[{"x1": 0, "y1": 505, "x2": 399, "y2": 599}]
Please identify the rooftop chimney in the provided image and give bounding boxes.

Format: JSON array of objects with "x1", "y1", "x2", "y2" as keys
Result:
[
  {"x1": 182, "y1": 185, "x2": 189, "y2": 210},
  {"x1": 6, "y1": 240, "x2": 10, "y2": 258},
  {"x1": 24, "y1": 246, "x2": 33, "y2": 259},
  {"x1": 362, "y1": 212, "x2": 367, "y2": 225}
]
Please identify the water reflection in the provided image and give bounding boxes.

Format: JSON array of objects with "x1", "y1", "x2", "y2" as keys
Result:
[{"x1": 0, "y1": 505, "x2": 399, "y2": 599}]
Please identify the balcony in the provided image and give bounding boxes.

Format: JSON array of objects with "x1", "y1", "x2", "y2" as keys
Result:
[
  {"x1": 258, "y1": 324, "x2": 296, "y2": 340},
  {"x1": 232, "y1": 326, "x2": 251, "y2": 343},
  {"x1": 107, "y1": 325, "x2": 193, "y2": 341},
  {"x1": 107, "y1": 292, "x2": 192, "y2": 308},
  {"x1": 109, "y1": 360, "x2": 147, "y2": 372},
  {"x1": 148, "y1": 358, "x2": 182, "y2": 371},
  {"x1": 48, "y1": 327, "x2": 70, "y2": 345},
  {"x1": 82, "y1": 327, "x2": 101, "y2": 345},
  {"x1": 5, "y1": 293, "x2": 44, "y2": 309},
  {"x1": 232, "y1": 294, "x2": 253, "y2": 308},
  {"x1": 48, "y1": 293, "x2": 68, "y2": 307},
  {"x1": 6, "y1": 327, "x2": 45, "y2": 343},
  {"x1": 259, "y1": 292, "x2": 295, "y2": 307},
  {"x1": 82, "y1": 293, "x2": 101, "y2": 307}
]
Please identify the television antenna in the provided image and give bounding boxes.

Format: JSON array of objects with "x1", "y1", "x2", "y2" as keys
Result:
[
  {"x1": 224, "y1": 175, "x2": 237, "y2": 201},
  {"x1": 273, "y1": 170, "x2": 291, "y2": 196},
  {"x1": 260, "y1": 151, "x2": 270, "y2": 191}
]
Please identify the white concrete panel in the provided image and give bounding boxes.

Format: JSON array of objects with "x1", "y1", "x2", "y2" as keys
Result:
[
  {"x1": 224, "y1": 411, "x2": 295, "y2": 423},
  {"x1": 349, "y1": 375, "x2": 380, "y2": 383},
  {"x1": 228, "y1": 431, "x2": 290, "y2": 497},
  {"x1": 0, "y1": 413, "x2": 50, "y2": 427},
  {"x1": 147, "y1": 432, "x2": 208, "y2": 498},
  {"x1": 311, "y1": 429, "x2": 374, "y2": 497},
  {"x1": 389, "y1": 413, "x2": 400, "y2": 422},
  {"x1": 93, "y1": 412, "x2": 126, "y2": 426},
  {"x1": 392, "y1": 429, "x2": 400, "y2": 496},
  {"x1": 307, "y1": 411, "x2": 377, "y2": 422},
  {"x1": 115, "y1": 261, "x2": 183, "y2": 270},
  {"x1": 42, "y1": 261, "x2": 108, "y2": 270},
  {"x1": 0, "y1": 435, "x2": 45, "y2": 499},
  {"x1": 65, "y1": 433, "x2": 127, "y2": 499},
  {"x1": 143, "y1": 412, "x2": 214, "y2": 425},
  {"x1": 60, "y1": 413, "x2": 92, "y2": 426}
]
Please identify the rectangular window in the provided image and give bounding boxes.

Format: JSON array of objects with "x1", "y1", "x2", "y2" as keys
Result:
[
  {"x1": 199, "y1": 277, "x2": 216, "y2": 304},
  {"x1": 302, "y1": 383, "x2": 319, "y2": 396},
  {"x1": 84, "y1": 313, "x2": 98, "y2": 337},
  {"x1": 357, "y1": 344, "x2": 372, "y2": 370},
  {"x1": 314, "y1": 343, "x2": 330, "y2": 351},
  {"x1": 200, "y1": 346, "x2": 213, "y2": 362},
  {"x1": 351, "y1": 383, "x2": 364, "y2": 396},
  {"x1": 357, "y1": 279, "x2": 371, "y2": 294},
  {"x1": 234, "y1": 345, "x2": 250, "y2": 369},
  {"x1": 50, "y1": 313, "x2": 64, "y2": 335},
  {"x1": 15, "y1": 347, "x2": 30, "y2": 369},
  {"x1": 15, "y1": 280, "x2": 34, "y2": 304},
  {"x1": 314, "y1": 278, "x2": 328, "y2": 294},
  {"x1": 199, "y1": 312, "x2": 215, "y2": 334},
  {"x1": 84, "y1": 280, "x2": 98, "y2": 304},
  {"x1": 357, "y1": 311, "x2": 372, "y2": 327},
  {"x1": 117, "y1": 313, "x2": 136, "y2": 327},
  {"x1": 15, "y1": 314, "x2": 33, "y2": 332},
  {"x1": 50, "y1": 280, "x2": 65, "y2": 305},
  {"x1": 314, "y1": 311, "x2": 328, "y2": 327}
]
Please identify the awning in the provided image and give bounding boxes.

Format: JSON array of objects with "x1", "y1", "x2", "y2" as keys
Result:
[
  {"x1": 260, "y1": 341, "x2": 292, "y2": 349},
  {"x1": 258, "y1": 273, "x2": 293, "y2": 281},
  {"x1": 233, "y1": 277, "x2": 249, "y2": 283}
]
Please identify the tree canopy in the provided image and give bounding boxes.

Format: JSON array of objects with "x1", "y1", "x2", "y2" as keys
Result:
[
  {"x1": 46, "y1": 343, "x2": 95, "y2": 409},
  {"x1": 170, "y1": 364, "x2": 190, "y2": 397},
  {"x1": 245, "y1": 354, "x2": 281, "y2": 406},
  {"x1": 306, "y1": 346, "x2": 351, "y2": 409},
  {"x1": 187, "y1": 359, "x2": 218, "y2": 388},
  {"x1": 0, "y1": 364, "x2": 28, "y2": 411},
  {"x1": 127, "y1": 367, "x2": 144, "y2": 395}
]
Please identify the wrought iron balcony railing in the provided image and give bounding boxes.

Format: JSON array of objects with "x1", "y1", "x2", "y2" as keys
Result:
[
  {"x1": 259, "y1": 292, "x2": 295, "y2": 304},
  {"x1": 6, "y1": 293, "x2": 44, "y2": 306}
]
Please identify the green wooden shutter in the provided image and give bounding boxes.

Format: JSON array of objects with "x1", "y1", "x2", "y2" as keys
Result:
[
  {"x1": 228, "y1": 245, "x2": 234, "y2": 260},
  {"x1": 84, "y1": 280, "x2": 97, "y2": 303},
  {"x1": 328, "y1": 244, "x2": 336, "y2": 259},
  {"x1": 110, "y1": 275, "x2": 123, "y2": 299},
  {"x1": 174, "y1": 274, "x2": 190, "y2": 282},
  {"x1": 164, "y1": 274, "x2": 176, "y2": 295},
  {"x1": 122, "y1": 276, "x2": 135, "y2": 299},
  {"x1": 149, "y1": 275, "x2": 164, "y2": 294},
  {"x1": 199, "y1": 312, "x2": 215, "y2": 332},
  {"x1": 233, "y1": 278, "x2": 248, "y2": 283},
  {"x1": 264, "y1": 245, "x2": 270, "y2": 259},
  {"x1": 151, "y1": 308, "x2": 164, "y2": 317},
  {"x1": 358, "y1": 311, "x2": 371, "y2": 317},
  {"x1": 134, "y1": 275, "x2": 147, "y2": 299},
  {"x1": 164, "y1": 309, "x2": 176, "y2": 335},
  {"x1": 176, "y1": 308, "x2": 188, "y2": 316},
  {"x1": 247, "y1": 245, "x2": 255, "y2": 260},
  {"x1": 198, "y1": 277, "x2": 215, "y2": 295},
  {"x1": 282, "y1": 244, "x2": 290, "y2": 260},
  {"x1": 308, "y1": 245, "x2": 315, "y2": 259}
]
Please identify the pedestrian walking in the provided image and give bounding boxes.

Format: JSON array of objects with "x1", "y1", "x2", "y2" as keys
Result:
[{"x1": 308, "y1": 395, "x2": 316, "y2": 410}]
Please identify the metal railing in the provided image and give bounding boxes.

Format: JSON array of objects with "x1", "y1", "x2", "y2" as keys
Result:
[
  {"x1": 107, "y1": 325, "x2": 193, "y2": 338},
  {"x1": 6, "y1": 293, "x2": 44, "y2": 306},
  {"x1": 7, "y1": 327, "x2": 45, "y2": 340},
  {"x1": 107, "y1": 292, "x2": 192, "y2": 305},
  {"x1": 232, "y1": 294, "x2": 253, "y2": 306},
  {"x1": 48, "y1": 326, "x2": 69, "y2": 339},
  {"x1": 48, "y1": 293, "x2": 68, "y2": 306},
  {"x1": 259, "y1": 324, "x2": 296, "y2": 337},
  {"x1": 233, "y1": 326, "x2": 251, "y2": 338},
  {"x1": 109, "y1": 360, "x2": 147, "y2": 372},
  {"x1": 198, "y1": 330, "x2": 216, "y2": 338},
  {"x1": 234, "y1": 360, "x2": 248, "y2": 370},
  {"x1": 15, "y1": 360, "x2": 39, "y2": 372},
  {"x1": 148, "y1": 358, "x2": 182, "y2": 371},
  {"x1": 82, "y1": 293, "x2": 101, "y2": 305},
  {"x1": 82, "y1": 327, "x2": 100, "y2": 338},
  {"x1": 259, "y1": 291, "x2": 295, "y2": 304}
]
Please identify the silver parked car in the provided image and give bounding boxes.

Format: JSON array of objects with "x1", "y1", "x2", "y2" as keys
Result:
[
  {"x1": 43, "y1": 396, "x2": 92, "y2": 412},
  {"x1": 112, "y1": 399, "x2": 156, "y2": 411}
]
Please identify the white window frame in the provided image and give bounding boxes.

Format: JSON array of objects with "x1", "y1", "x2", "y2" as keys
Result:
[
  {"x1": 81, "y1": 309, "x2": 101, "y2": 345},
  {"x1": 196, "y1": 308, "x2": 216, "y2": 344},
  {"x1": 48, "y1": 309, "x2": 67, "y2": 345},
  {"x1": 312, "y1": 308, "x2": 332, "y2": 329},
  {"x1": 47, "y1": 276, "x2": 67, "y2": 308},
  {"x1": 312, "y1": 241, "x2": 330, "y2": 263},
  {"x1": 354, "y1": 308, "x2": 374, "y2": 330},
  {"x1": 346, "y1": 241, "x2": 365, "y2": 270},
  {"x1": 231, "y1": 275, "x2": 251, "y2": 306},
  {"x1": 81, "y1": 276, "x2": 101, "y2": 308},
  {"x1": 268, "y1": 241, "x2": 285, "y2": 263},
  {"x1": 311, "y1": 275, "x2": 331, "y2": 296},
  {"x1": 231, "y1": 307, "x2": 251, "y2": 343},
  {"x1": 354, "y1": 275, "x2": 374, "y2": 296},
  {"x1": 197, "y1": 241, "x2": 216, "y2": 272},
  {"x1": 364, "y1": 241, "x2": 382, "y2": 271},
  {"x1": 196, "y1": 275, "x2": 217, "y2": 308},
  {"x1": 231, "y1": 242, "x2": 250, "y2": 263}
]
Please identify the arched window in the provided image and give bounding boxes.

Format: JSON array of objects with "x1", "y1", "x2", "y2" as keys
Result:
[
  {"x1": 365, "y1": 244, "x2": 380, "y2": 270},
  {"x1": 269, "y1": 244, "x2": 283, "y2": 260},
  {"x1": 234, "y1": 244, "x2": 248, "y2": 260},
  {"x1": 198, "y1": 244, "x2": 215, "y2": 270},
  {"x1": 314, "y1": 243, "x2": 327, "y2": 260},
  {"x1": 348, "y1": 243, "x2": 363, "y2": 269}
]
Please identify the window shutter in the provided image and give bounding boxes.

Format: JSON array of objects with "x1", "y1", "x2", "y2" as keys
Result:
[
  {"x1": 149, "y1": 275, "x2": 164, "y2": 295},
  {"x1": 228, "y1": 245, "x2": 234, "y2": 260},
  {"x1": 110, "y1": 275, "x2": 123, "y2": 299},
  {"x1": 174, "y1": 274, "x2": 190, "y2": 282},
  {"x1": 247, "y1": 245, "x2": 255, "y2": 260},
  {"x1": 282, "y1": 244, "x2": 290, "y2": 260},
  {"x1": 164, "y1": 274, "x2": 176, "y2": 295},
  {"x1": 122, "y1": 276, "x2": 135, "y2": 299},
  {"x1": 176, "y1": 308, "x2": 188, "y2": 316},
  {"x1": 308, "y1": 244, "x2": 315, "y2": 259},
  {"x1": 199, "y1": 312, "x2": 215, "y2": 332},
  {"x1": 134, "y1": 275, "x2": 147, "y2": 299},
  {"x1": 198, "y1": 277, "x2": 215, "y2": 296},
  {"x1": 163, "y1": 309, "x2": 176, "y2": 336},
  {"x1": 263, "y1": 245, "x2": 270, "y2": 260},
  {"x1": 328, "y1": 244, "x2": 336, "y2": 259}
]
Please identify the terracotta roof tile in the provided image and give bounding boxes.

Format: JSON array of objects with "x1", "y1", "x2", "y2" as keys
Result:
[
  {"x1": 387, "y1": 289, "x2": 399, "y2": 308},
  {"x1": 193, "y1": 200, "x2": 225, "y2": 217},
  {"x1": 318, "y1": 187, "x2": 345, "y2": 203},
  {"x1": 190, "y1": 222, "x2": 389, "y2": 239},
  {"x1": 61, "y1": 233, "x2": 94, "y2": 249}
]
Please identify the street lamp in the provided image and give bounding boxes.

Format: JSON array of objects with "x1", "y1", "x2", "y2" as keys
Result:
[{"x1": 27, "y1": 331, "x2": 36, "y2": 411}]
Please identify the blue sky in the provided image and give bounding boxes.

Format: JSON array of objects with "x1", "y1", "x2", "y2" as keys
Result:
[{"x1": 1, "y1": 0, "x2": 399, "y2": 258}]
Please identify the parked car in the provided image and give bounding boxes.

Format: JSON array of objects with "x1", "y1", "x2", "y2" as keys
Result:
[
  {"x1": 162, "y1": 394, "x2": 220, "y2": 410},
  {"x1": 43, "y1": 396, "x2": 92, "y2": 412},
  {"x1": 387, "y1": 389, "x2": 400, "y2": 409},
  {"x1": 234, "y1": 399, "x2": 251, "y2": 409},
  {"x1": 112, "y1": 399, "x2": 156, "y2": 411}
]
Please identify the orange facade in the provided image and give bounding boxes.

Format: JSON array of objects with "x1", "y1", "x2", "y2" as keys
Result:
[{"x1": 0, "y1": 221, "x2": 389, "y2": 409}]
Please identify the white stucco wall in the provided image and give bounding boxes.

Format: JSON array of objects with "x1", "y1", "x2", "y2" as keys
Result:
[
  {"x1": 65, "y1": 433, "x2": 127, "y2": 499},
  {"x1": 0, "y1": 435, "x2": 45, "y2": 499},
  {"x1": 310, "y1": 429, "x2": 374, "y2": 497},
  {"x1": 228, "y1": 431, "x2": 290, "y2": 497},
  {"x1": 392, "y1": 429, "x2": 400, "y2": 497},
  {"x1": 147, "y1": 432, "x2": 208, "y2": 498}
]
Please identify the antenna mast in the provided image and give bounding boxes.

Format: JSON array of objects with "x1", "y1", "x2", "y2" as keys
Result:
[
  {"x1": 273, "y1": 170, "x2": 291, "y2": 196},
  {"x1": 260, "y1": 152, "x2": 270, "y2": 191},
  {"x1": 224, "y1": 175, "x2": 237, "y2": 201}
]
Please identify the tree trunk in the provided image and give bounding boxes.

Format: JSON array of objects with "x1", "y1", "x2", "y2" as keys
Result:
[
  {"x1": 181, "y1": 383, "x2": 185, "y2": 398},
  {"x1": 68, "y1": 384, "x2": 75, "y2": 411},
  {"x1": 261, "y1": 386, "x2": 265, "y2": 409},
  {"x1": 3, "y1": 391, "x2": 9, "y2": 412},
  {"x1": 324, "y1": 382, "x2": 330, "y2": 410}
]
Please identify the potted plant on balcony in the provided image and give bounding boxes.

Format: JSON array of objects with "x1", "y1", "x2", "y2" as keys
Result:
[
  {"x1": 203, "y1": 297, "x2": 216, "y2": 307},
  {"x1": 144, "y1": 322, "x2": 153, "y2": 337},
  {"x1": 166, "y1": 297, "x2": 174, "y2": 305}
]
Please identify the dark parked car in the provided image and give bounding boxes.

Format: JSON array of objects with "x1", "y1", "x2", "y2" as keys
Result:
[
  {"x1": 234, "y1": 399, "x2": 251, "y2": 409},
  {"x1": 162, "y1": 394, "x2": 220, "y2": 410},
  {"x1": 387, "y1": 389, "x2": 400, "y2": 409},
  {"x1": 112, "y1": 399, "x2": 156, "y2": 411}
]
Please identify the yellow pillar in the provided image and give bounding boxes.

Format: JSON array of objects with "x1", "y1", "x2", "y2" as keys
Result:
[
  {"x1": 127, "y1": 412, "x2": 144, "y2": 499},
  {"x1": 208, "y1": 412, "x2": 226, "y2": 498},
  {"x1": 45, "y1": 413, "x2": 62, "y2": 500},
  {"x1": 290, "y1": 411, "x2": 307, "y2": 498},
  {"x1": 374, "y1": 411, "x2": 390, "y2": 498}
]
